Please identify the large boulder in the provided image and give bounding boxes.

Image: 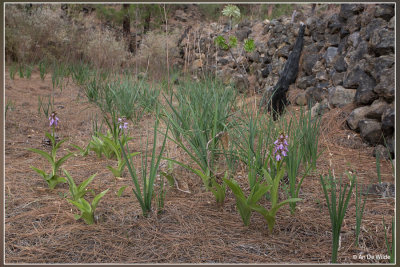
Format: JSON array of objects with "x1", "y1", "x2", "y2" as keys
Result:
[
  {"x1": 349, "y1": 41, "x2": 368, "y2": 62},
  {"x1": 302, "y1": 53, "x2": 319, "y2": 75},
  {"x1": 327, "y1": 14, "x2": 342, "y2": 34},
  {"x1": 343, "y1": 65, "x2": 377, "y2": 105},
  {"x1": 344, "y1": 15, "x2": 361, "y2": 34},
  {"x1": 348, "y1": 32, "x2": 360, "y2": 48},
  {"x1": 324, "y1": 47, "x2": 339, "y2": 65},
  {"x1": 381, "y1": 105, "x2": 394, "y2": 137},
  {"x1": 236, "y1": 27, "x2": 252, "y2": 42},
  {"x1": 360, "y1": 18, "x2": 387, "y2": 41},
  {"x1": 358, "y1": 119, "x2": 384, "y2": 145},
  {"x1": 333, "y1": 55, "x2": 348, "y2": 72},
  {"x1": 347, "y1": 106, "x2": 371, "y2": 131},
  {"x1": 369, "y1": 28, "x2": 394, "y2": 56},
  {"x1": 364, "y1": 99, "x2": 389, "y2": 121},
  {"x1": 345, "y1": 98, "x2": 387, "y2": 124},
  {"x1": 343, "y1": 65, "x2": 375, "y2": 89},
  {"x1": 374, "y1": 67, "x2": 394, "y2": 101},
  {"x1": 374, "y1": 4, "x2": 395, "y2": 21},
  {"x1": 332, "y1": 71, "x2": 344, "y2": 86},
  {"x1": 306, "y1": 86, "x2": 328, "y2": 103},
  {"x1": 297, "y1": 75, "x2": 316, "y2": 89},
  {"x1": 339, "y1": 4, "x2": 365, "y2": 21},
  {"x1": 230, "y1": 73, "x2": 249, "y2": 93},
  {"x1": 328, "y1": 86, "x2": 356, "y2": 107},
  {"x1": 368, "y1": 55, "x2": 395, "y2": 82},
  {"x1": 325, "y1": 33, "x2": 341, "y2": 47}
]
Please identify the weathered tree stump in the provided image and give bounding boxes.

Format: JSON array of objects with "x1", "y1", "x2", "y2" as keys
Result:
[{"x1": 260, "y1": 23, "x2": 306, "y2": 120}]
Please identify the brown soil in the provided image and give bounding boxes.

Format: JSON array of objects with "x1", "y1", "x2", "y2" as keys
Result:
[{"x1": 4, "y1": 69, "x2": 394, "y2": 264}]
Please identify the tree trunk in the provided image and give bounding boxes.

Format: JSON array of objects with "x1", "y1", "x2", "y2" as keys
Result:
[
  {"x1": 122, "y1": 4, "x2": 135, "y2": 53},
  {"x1": 143, "y1": 9, "x2": 151, "y2": 34},
  {"x1": 122, "y1": 4, "x2": 130, "y2": 38},
  {"x1": 268, "y1": 5, "x2": 274, "y2": 17},
  {"x1": 260, "y1": 23, "x2": 306, "y2": 119}
]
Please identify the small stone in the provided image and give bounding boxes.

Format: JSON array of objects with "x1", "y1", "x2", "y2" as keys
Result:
[{"x1": 358, "y1": 119, "x2": 384, "y2": 145}]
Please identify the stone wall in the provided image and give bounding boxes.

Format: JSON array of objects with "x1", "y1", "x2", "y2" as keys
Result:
[{"x1": 175, "y1": 4, "x2": 395, "y2": 157}]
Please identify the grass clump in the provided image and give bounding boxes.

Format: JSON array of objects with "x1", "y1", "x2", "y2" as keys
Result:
[{"x1": 163, "y1": 76, "x2": 237, "y2": 189}]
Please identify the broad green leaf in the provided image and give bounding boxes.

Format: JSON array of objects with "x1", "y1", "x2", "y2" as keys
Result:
[
  {"x1": 223, "y1": 178, "x2": 246, "y2": 200},
  {"x1": 236, "y1": 198, "x2": 251, "y2": 226},
  {"x1": 160, "y1": 171, "x2": 175, "y2": 187},
  {"x1": 67, "y1": 199, "x2": 86, "y2": 213},
  {"x1": 77, "y1": 173, "x2": 97, "y2": 196},
  {"x1": 91, "y1": 189, "x2": 109, "y2": 211},
  {"x1": 54, "y1": 138, "x2": 68, "y2": 151},
  {"x1": 117, "y1": 186, "x2": 127, "y2": 197},
  {"x1": 30, "y1": 166, "x2": 48, "y2": 179},
  {"x1": 55, "y1": 153, "x2": 74, "y2": 171},
  {"x1": 28, "y1": 148, "x2": 53, "y2": 165},
  {"x1": 248, "y1": 182, "x2": 271, "y2": 206},
  {"x1": 48, "y1": 176, "x2": 66, "y2": 189},
  {"x1": 248, "y1": 203, "x2": 267, "y2": 216},
  {"x1": 81, "y1": 211, "x2": 94, "y2": 225},
  {"x1": 274, "y1": 198, "x2": 302, "y2": 211}
]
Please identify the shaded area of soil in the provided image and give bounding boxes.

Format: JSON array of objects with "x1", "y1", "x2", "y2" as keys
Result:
[{"x1": 4, "y1": 70, "x2": 394, "y2": 263}]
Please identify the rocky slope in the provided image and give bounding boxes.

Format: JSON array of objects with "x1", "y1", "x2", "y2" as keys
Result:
[{"x1": 174, "y1": 4, "x2": 395, "y2": 157}]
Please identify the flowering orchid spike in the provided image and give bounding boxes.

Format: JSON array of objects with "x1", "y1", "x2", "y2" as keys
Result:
[
  {"x1": 49, "y1": 112, "x2": 59, "y2": 127},
  {"x1": 272, "y1": 132, "x2": 289, "y2": 162}
]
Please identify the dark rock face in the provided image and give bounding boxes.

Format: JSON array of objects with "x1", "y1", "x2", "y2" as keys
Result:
[
  {"x1": 369, "y1": 28, "x2": 394, "y2": 56},
  {"x1": 302, "y1": 54, "x2": 319, "y2": 75},
  {"x1": 277, "y1": 45, "x2": 290, "y2": 58},
  {"x1": 261, "y1": 64, "x2": 272, "y2": 78},
  {"x1": 327, "y1": 14, "x2": 342, "y2": 34},
  {"x1": 343, "y1": 65, "x2": 377, "y2": 106},
  {"x1": 331, "y1": 71, "x2": 344, "y2": 86},
  {"x1": 236, "y1": 27, "x2": 252, "y2": 42},
  {"x1": 324, "y1": 47, "x2": 338, "y2": 65},
  {"x1": 347, "y1": 106, "x2": 371, "y2": 131},
  {"x1": 349, "y1": 41, "x2": 368, "y2": 62},
  {"x1": 297, "y1": 75, "x2": 316, "y2": 89},
  {"x1": 369, "y1": 55, "x2": 394, "y2": 81},
  {"x1": 364, "y1": 99, "x2": 388, "y2": 121},
  {"x1": 333, "y1": 56, "x2": 347, "y2": 72},
  {"x1": 359, "y1": 119, "x2": 384, "y2": 145},
  {"x1": 374, "y1": 67, "x2": 394, "y2": 102},
  {"x1": 360, "y1": 18, "x2": 387, "y2": 41},
  {"x1": 306, "y1": 86, "x2": 328, "y2": 103},
  {"x1": 177, "y1": 4, "x2": 394, "y2": 151},
  {"x1": 381, "y1": 106, "x2": 394, "y2": 137},
  {"x1": 355, "y1": 86, "x2": 378, "y2": 105},
  {"x1": 343, "y1": 65, "x2": 375, "y2": 89},
  {"x1": 339, "y1": 4, "x2": 365, "y2": 21},
  {"x1": 328, "y1": 86, "x2": 356, "y2": 107},
  {"x1": 374, "y1": 4, "x2": 395, "y2": 21}
]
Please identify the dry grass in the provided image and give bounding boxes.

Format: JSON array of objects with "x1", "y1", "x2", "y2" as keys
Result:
[{"x1": 5, "y1": 4, "x2": 130, "y2": 69}]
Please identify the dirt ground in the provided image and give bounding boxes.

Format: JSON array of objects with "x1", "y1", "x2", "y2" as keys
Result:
[{"x1": 4, "y1": 69, "x2": 395, "y2": 264}]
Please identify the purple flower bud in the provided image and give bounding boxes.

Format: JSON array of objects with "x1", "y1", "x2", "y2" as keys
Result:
[{"x1": 276, "y1": 154, "x2": 281, "y2": 161}]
